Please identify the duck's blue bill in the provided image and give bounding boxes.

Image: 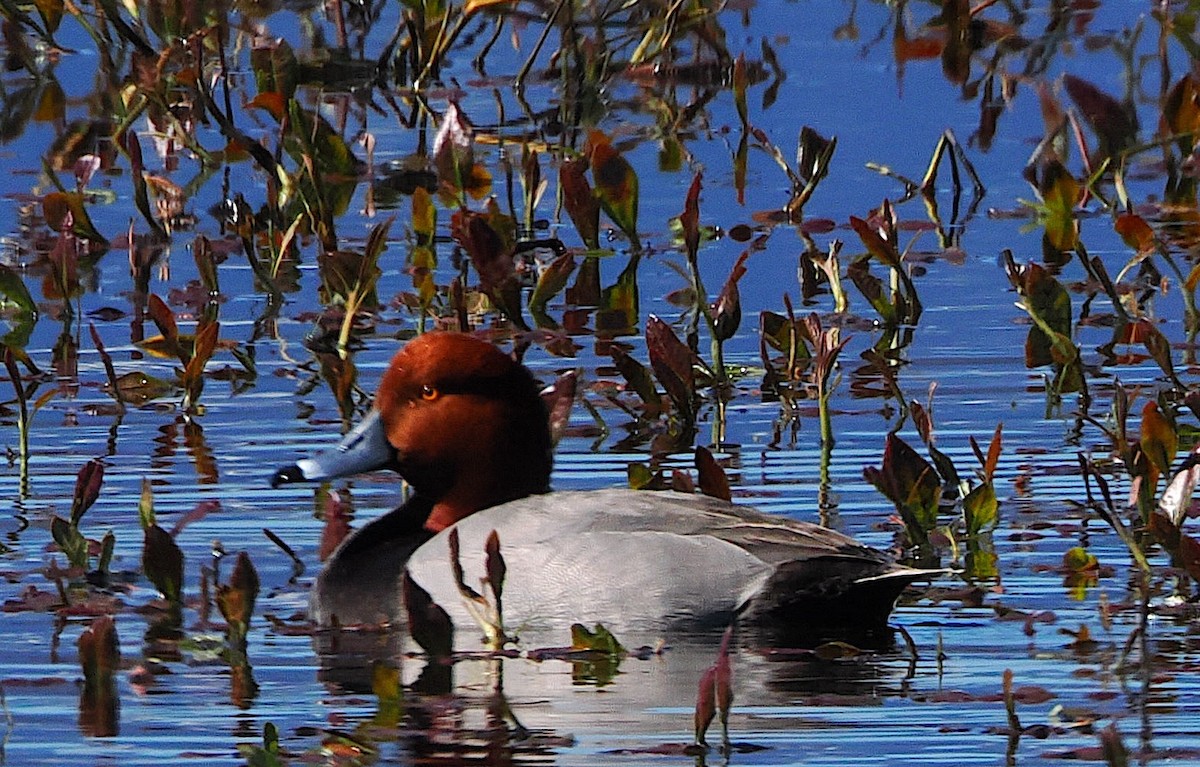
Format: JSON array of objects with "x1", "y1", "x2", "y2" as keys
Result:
[{"x1": 271, "y1": 410, "x2": 394, "y2": 487}]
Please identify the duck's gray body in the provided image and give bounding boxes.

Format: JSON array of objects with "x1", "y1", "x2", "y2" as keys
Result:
[{"x1": 397, "y1": 488, "x2": 929, "y2": 646}]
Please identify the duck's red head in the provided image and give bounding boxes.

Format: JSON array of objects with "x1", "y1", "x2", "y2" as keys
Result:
[
  {"x1": 272, "y1": 333, "x2": 554, "y2": 532},
  {"x1": 373, "y1": 333, "x2": 553, "y2": 532}
]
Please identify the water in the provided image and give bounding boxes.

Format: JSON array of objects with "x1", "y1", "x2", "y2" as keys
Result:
[{"x1": 3, "y1": 0, "x2": 1200, "y2": 764}]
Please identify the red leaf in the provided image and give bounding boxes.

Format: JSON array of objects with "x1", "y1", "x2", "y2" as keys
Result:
[{"x1": 70, "y1": 459, "x2": 104, "y2": 526}]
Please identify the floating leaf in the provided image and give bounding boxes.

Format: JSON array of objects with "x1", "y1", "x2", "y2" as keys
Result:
[
  {"x1": 146, "y1": 293, "x2": 182, "y2": 359},
  {"x1": 1162, "y1": 73, "x2": 1200, "y2": 153},
  {"x1": 0, "y1": 263, "x2": 38, "y2": 317},
  {"x1": 1019, "y1": 263, "x2": 1075, "y2": 368},
  {"x1": 250, "y1": 37, "x2": 298, "y2": 103},
  {"x1": 450, "y1": 208, "x2": 522, "y2": 326},
  {"x1": 43, "y1": 191, "x2": 106, "y2": 244},
  {"x1": 529, "y1": 250, "x2": 575, "y2": 324},
  {"x1": 849, "y1": 213, "x2": 900, "y2": 270},
  {"x1": 111, "y1": 371, "x2": 174, "y2": 405},
  {"x1": 78, "y1": 615, "x2": 119, "y2": 691},
  {"x1": 1114, "y1": 213, "x2": 1155, "y2": 255},
  {"x1": 626, "y1": 462, "x2": 656, "y2": 490},
  {"x1": 1062, "y1": 546, "x2": 1099, "y2": 573},
  {"x1": 846, "y1": 258, "x2": 897, "y2": 326},
  {"x1": 138, "y1": 478, "x2": 155, "y2": 529},
  {"x1": 216, "y1": 551, "x2": 259, "y2": 643},
  {"x1": 570, "y1": 623, "x2": 625, "y2": 654},
  {"x1": 587, "y1": 130, "x2": 639, "y2": 247}
]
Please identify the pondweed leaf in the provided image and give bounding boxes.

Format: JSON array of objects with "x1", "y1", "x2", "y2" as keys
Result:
[
  {"x1": 1162, "y1": 73, "x2": 1200, "y2": 153},
  {"x1": 587, "y1": 130, "x2": 639, "y2": 249},
  {"x1": 1140, "y1": 401, "x2": 1177, "y2": 479},
  {"x1": 50, "y1": 515, "x2": 88, "y2": 570},
  {"x1": 77, "y1": 615, "x2": 119, "y2": 736},
  {"x1": 1114, "y1": 212, "x2": 1155, "y2": 254},
  {"x1": 963, "y1": 479, "x2": 997, "y2": 536},
  {"x1": 864, "y1": 433, "x2": 941, "y2": 545},
  {"x1": 1064, "y1": 74, "x2": 1137, "y2": 160},
  {"x1": 611, "y1": 347, "x2": 661, "y2": 418},
  {"x1": 1039, "y1": 159, "x2": 1079, "y2": 252},
  {"x1": 646, "y1": 316, "x2": 697, "y2": 421},
  {"x1": 217, "y1": 552, "x2": 259, "y2": 643},
  {"x1": 251, "y1": 37, "x2": 298, "y2": 104},
  {"x1": 70, "y1": 459, "x2": 104, "y2": 526},
  {"x1": 142, "y1": 524, "x2": 183, "y2": 604},
  {"x1": 570, "y1": 623, "x2": 624, "y2": 654},
  {"x1": 559, "y1": 157, "x2": 600, "y2": 250},
  {"x1": 695, "y1": 446, "x2": 731, "y2": 502}
]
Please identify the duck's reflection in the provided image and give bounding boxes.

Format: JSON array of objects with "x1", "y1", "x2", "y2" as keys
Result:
[{"x1": 312, "y1": 624, "x2": 921, "y2": 763}]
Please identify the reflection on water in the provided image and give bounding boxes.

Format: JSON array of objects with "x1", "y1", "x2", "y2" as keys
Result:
[{"x1": 4, "y1": 0, "x2": 1200, "y2": 764}]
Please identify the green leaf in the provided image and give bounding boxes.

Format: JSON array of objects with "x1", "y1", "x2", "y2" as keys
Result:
[
  {"x1": 570, "y1": 623, "x2": 625, "y2": 654},
  {"x1": 963, "y1": 481, "x2": 998, "y2": 535},
  {"x1": 138, "y1": 478, "x2": 155, "y2": 529},
  {"x1": 251, "y1": 38, "x2": 298, "y2": 103},
  {"x1": 529, "y1": 250, "x2": 575, "y2": 326},
  {"x1": 863, "y1": 433, "x2": 941, "y2": 543},
  {"x1": 1040, "y1": 159, "x2": 1079, "y2": 252},
  {"x1": 1020, "y1": 263, "x2": 1076, "y2": 368},
  {"x1": 51, "y1": 515, "x2": 89, "y2": 570},
  {"x1": 611, "y1": 347, "x2": 662, "y2": 418}
]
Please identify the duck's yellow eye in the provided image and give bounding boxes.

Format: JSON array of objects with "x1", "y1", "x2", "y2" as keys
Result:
[{"x1": 421, "y1": 384, "x2": 439, "y2": 401}]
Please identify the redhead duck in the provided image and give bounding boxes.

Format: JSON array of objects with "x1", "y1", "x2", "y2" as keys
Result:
[{"x1": 272, "y1": 332, "x2": 937, "y2": 646}]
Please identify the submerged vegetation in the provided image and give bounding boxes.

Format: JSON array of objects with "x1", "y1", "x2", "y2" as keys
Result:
[{"x1": 7, "y1": 0, "x2": 1200, "y2": 764}]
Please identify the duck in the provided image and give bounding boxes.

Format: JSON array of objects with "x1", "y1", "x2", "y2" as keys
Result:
[{"x1": 272, "y1": 332, "x2": 938, "y2": 647}]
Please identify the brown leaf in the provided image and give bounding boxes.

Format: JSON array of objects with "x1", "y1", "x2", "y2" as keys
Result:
[
  {"x1": 695, "y1": 446, "x2": 731, "y2": 502},
  {"x1": 680, "y1": 172, "x2": 702, "y2": 263},
  {"x1": 484, "y1": 529, "x2": 505, "y2": 613},
  {"x1": 216, "y1": 551, "x2": 259, "y2": 634},
  {"x1": 712, "y1": 251, "x2": 749, "y2": 343},
  {"x1": 646, "y1": 316, "x2": 697, "y2": 420},
  {"x1": 1064, "y1": 74, "x2": 1136, "y2": 159},
  {"x1": 560, "y1": 157, "x2": 600, "y2": 250}
]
